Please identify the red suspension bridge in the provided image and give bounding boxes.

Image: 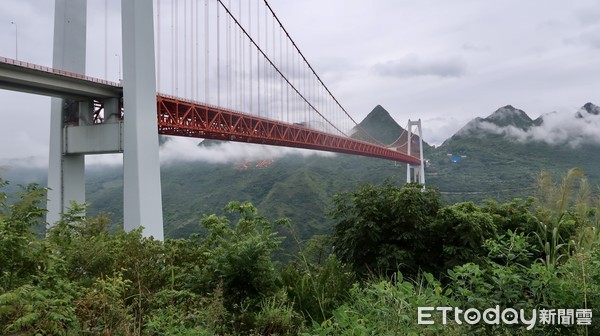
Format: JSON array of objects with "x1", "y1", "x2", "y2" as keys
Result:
[{"x1": 0, "y1": 0, "x2": 424, "y2": 239}]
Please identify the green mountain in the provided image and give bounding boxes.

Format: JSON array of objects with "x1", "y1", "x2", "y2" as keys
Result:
[
  {"x1": 352, "y1": 104, "x2": 407, "y2": 145},
  {"x1": 427, "y1": 103, "x2": 600, "y2": 203},
  {"x1": 84, "y1": 148, "x2": 408, "y2": 252}
]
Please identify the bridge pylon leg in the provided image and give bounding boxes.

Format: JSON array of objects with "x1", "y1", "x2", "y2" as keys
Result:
[
  {"x1": 121, "y1": 0, "x2": 164, "y2": 240},
  {"x1": 47, "y1": 0, "x2": 87, "y2": 227}
]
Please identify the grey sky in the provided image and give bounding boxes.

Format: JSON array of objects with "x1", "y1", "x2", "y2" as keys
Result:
[{"x1": 0, "y1": 0, "x2": 599, "y2": 163}]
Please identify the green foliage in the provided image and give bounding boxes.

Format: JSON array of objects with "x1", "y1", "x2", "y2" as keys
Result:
[
  {"x1": 532, "y1": 168, "x2": 599, "y2": 269},
  {"x1": 0, "y1": 280, "x2": 79, "y2": 335},
  {"x1": 331, "y1": 183, "x2": 501, "y2": 277},
  {"x1": 0, "y1": 180, "x2": 47, "y2": 290},
  {"x1": 434, "y1": 202, "x2": 497, "y2": 270},
  {"x1": 306, "y1": 272, "x2": 463, "y2": 336},
  {"x1": 254, "y1": 289, "x2": 302, "y2": 335},
  {"x1": 482, "y1": 198, "x2": 539, "y2": 236},
  {"x1": 0, "y1": 171, "x2": 599, "y2": 335},
  {"x1": 484, "y1": 230, "x2": 536, "y2": 267},
  {"x1": 197, "y1": 201, "x2": 285, "y2": 308},
  {"x1": 75, "y1": 271, "x2": 135, "y2": 335},
  {"x1": 281, "y1": 253, "x2": 354, "y2": 323},
  {"x1": 331, "y1": 182, "x2": 442, "y2": 277},
  {"x1": 143, "y1": 288, "x2": 224, "y2": 335},
  {"x1": 447, "y1": 229, "x2": 599, "y2": 335}
]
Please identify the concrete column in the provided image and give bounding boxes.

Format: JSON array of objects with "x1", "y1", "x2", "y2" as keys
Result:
[
  {"x1": 47, "y1": 0, "x2": 87, "y2": 226},
  {"x1": 121, "y1": 0, "x2": 164, "y2": 240},
  {"x1": 104, "y1": 98, "x2": 120, "y2": 123},
  {"x1": 417, "y1": 119, "x2": 426, "y2": 185},
  {"x1": 406, "y1": 120, "x2": 412, "y2": 184}
]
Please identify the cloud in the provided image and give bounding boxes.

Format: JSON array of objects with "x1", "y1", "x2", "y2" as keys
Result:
[
  {"x1": 2, "y1": 137, "x2": 337, "y2": 170},
  {"x1": 0, "y1": 156, "x2": 48, "y2": 170},
  {"x1": 372, "y1": 54, "x2": 467, "y2": 78},
  {"x1": 74, "y1": 137, "x2": 339, "y2": 167},
  {"x1": 461, "y1": 43, "x2": 491, "y2": 53},
  {"x1": 423, "y1": 116, "x2": 468, "y2": 146},
  {"x1": 574, "y1": 5, "x2": 600, "y2": 27},
  {"x1": 564, "y1": 28, "x2": 600, "y2": 49},
  {"x1": 461, "y1": 107, "x2": 600, "y2": 147},
  {"x1": 158, "y1": 137, "x2": 335, "y2": 165}
]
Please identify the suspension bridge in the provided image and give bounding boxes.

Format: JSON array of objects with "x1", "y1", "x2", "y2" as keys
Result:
[{"x1": 0, "y1": 0, "x2": 425, "y2": 240}]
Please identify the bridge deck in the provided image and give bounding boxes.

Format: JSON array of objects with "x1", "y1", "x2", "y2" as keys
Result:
[
  {"x1": 157, "y1": 95, "x2": 421, "y2": 164},
  {"x1": 0, "y1": 57, "x2": 121, "y2": 100},
  {"x1": 0, "y1": 58, "x2": 421, "y2": 164}
]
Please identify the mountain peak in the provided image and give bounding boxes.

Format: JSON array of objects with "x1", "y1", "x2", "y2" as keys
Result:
[
  {"x1": 362, "y1": 105, "x2": 395, "y2": 124},
  {"x1": 582, "y1": 102, "x2": 600, "y2": 116},
  {"x1": 484, "y1": 105, "x2": 533, "y2": 129},
  {"x1": 352, "y1": 105, "x2": 404, "y2": 145},
  {"x1": 451, "y1": 105, "x2": 533, "y2": 140}
]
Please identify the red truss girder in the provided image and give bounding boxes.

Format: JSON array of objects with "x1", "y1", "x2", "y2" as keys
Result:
[{"x1": 156, "y1": 95, "x2": 422, "y2": 165}]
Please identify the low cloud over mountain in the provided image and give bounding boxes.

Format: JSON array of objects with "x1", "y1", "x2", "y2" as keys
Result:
[{"x1": 456, "y1": 103, "x2": 600, "y2": 147}]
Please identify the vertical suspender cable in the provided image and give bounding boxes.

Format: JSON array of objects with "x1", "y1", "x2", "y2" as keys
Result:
[
  {"x1": 184, "y1": 0, "x2": 188, "y2": 98},
  {"x1": 195, "y1": 0, "x2": 199, "y2": 101},
  {"x1": 171, "y1": 0, "x2": 175, "y2": 94},
  {"x1": 249, "y1": 0, "x2": 252, "y2": 114},
  {"x1": 233, "y1": 0, "x2": 237, "y2": 109},
  {"x1": 238, "y1": 0, "x2": 241, "y2": 111},
  {"x1": 157, "y1": 0, "x2": 161, "y2": 92},
  {"x1": 175, "y1": 0, "x2": 179, "y2": 95},
  {"x1": 271, "y1": 14, "x2": 279, "y2": 118},
  {"x1": 286, "y1": 35, "x2": 289, "y2": 123},
  {"x1": 264, "y1": 3, "x2": 268, "y2": 118},
  {"x1": 262, "y1": 1, "x2": 375, "y2": 141},
  {"x1": 302, "y1": 59, "x2": 305, "y2": 123},
  {"x1": 238, "y1": 0, "x2": 242, "y2": 110},
  {"x1": 217, "y1": 2, "x2": 221, "y2": 106},
  {"x1": 256, "y1": 0, "x2": 260, "y2": 117},
  {"x1": 278, "y1": 23, "x2": 282, "y2": 122},
  {"x1": 228, "y1": 0, "x2": 231, "y2": 108},
  {"x1": 104, "y1": 0, "x2": 108, "y2": 80},
  {"x1": 205, "y1": 0, "x2": 209, "y2": 103},
  {"x1": 191, "y1": 0, "x2": 195, "y2": 100}
]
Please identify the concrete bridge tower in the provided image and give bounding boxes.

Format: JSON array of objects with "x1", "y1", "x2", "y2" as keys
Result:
[{"x1": 47, "y1": 0, "x2": 164, "y2": 240}]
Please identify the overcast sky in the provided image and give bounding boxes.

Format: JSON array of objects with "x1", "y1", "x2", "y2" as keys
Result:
[{"x1": 0, "y1": 0, "x2": 599, "y2": 164}]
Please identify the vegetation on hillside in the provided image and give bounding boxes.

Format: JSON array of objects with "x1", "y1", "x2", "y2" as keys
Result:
[{"x1": 0, "y1": 168, "x2": 598, "y2": 335}]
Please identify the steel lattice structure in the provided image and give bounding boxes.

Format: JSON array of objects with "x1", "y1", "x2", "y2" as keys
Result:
[{"x1": 156, "y1": 94, "x2": 421, "y2": 164}]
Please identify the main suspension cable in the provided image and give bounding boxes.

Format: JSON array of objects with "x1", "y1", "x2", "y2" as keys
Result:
[{"x1": 262, "y1": 0, "x2": 384, "y2": 145}]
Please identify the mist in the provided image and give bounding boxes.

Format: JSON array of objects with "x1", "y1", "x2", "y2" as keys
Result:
[
  {"x1": 158, "y1": 137, "x2": 336, "y2": 165},
  {"x1": 462, "y1": 105, "x2": 600, "y2": 148}
]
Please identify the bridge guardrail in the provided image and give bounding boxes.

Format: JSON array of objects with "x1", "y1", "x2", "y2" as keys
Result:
[{"x1": 0, "y1": 56, "x2": 121, "y2": 88}]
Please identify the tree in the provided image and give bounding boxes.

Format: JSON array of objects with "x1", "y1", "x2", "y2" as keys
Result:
[
  {"x1": 330, "y1": 182, "x2": 443, "y2": 277},
  {"x1": 434, "y1": 202, "x2": 497, "y2": 270},
  {"x1": 198, "y1": 201, "x2": 285, "y2": 307},
  {"x1": 0, "y1": 180, "x2": 47, "y2": 290}
]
